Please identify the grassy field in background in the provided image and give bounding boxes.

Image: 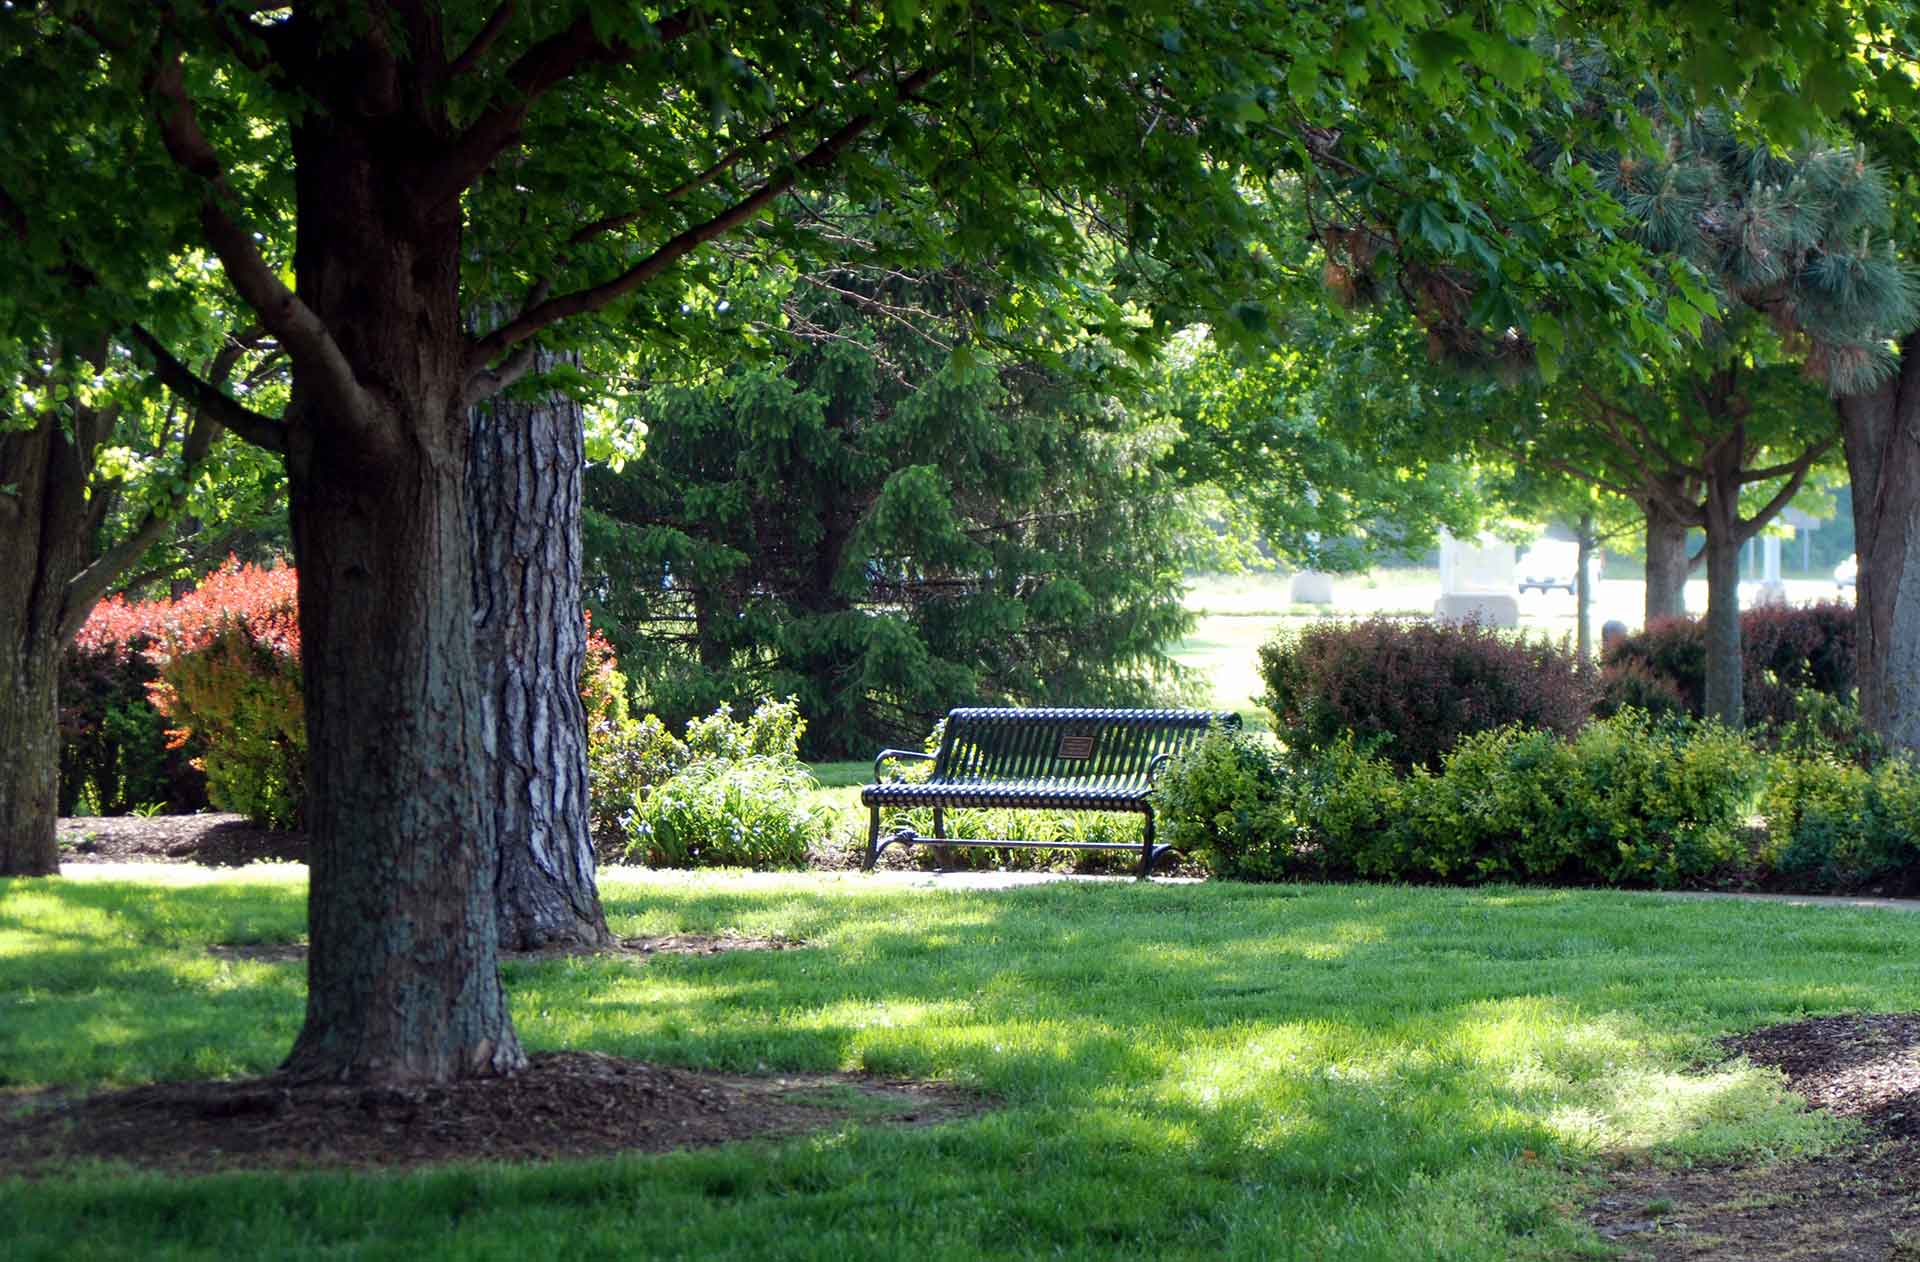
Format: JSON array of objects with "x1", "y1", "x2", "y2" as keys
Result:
[{"x1": 5, "y1": 868, "x2": 1914, "y2": 1259}]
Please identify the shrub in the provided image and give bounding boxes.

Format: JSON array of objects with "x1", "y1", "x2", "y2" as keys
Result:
[
  {"x1": 146, "y1": 561, "x2": 305, "y2": 829},
  {"x1": 1394, "y1": 726, "x2": 1581, "y2": 882},
  {"x1": 1558, "y1": 711, "x2": 1762, "y2": 887},
  {"x1": 626, "y1": 755, "x2": 828, "y2": 868},
  {"x1": 1761, "y1": 751, "x2": 1920, "y2": 893},
  {"x1": 1281, "y1": 735, "x2": 1404, "y2": 879},
  {"x1": 1151, "y1": 727, "x2": 1293, "y2": 880},
  {"x1": 1166, "y1": 711, "x2": 1762, "y2": 890},
  {"x1": 61, "y1": 594, "x2": 207, "y2": 815},
  {"x1": 1258, "y1": 617, "x2": 1594, "y2": 773},
  {"x1": 619, "y1": 698, "x2": 827, "y2": 868},
  {"x1": 1601, "y1": 603, "x2": 1856, "y2": 731}
]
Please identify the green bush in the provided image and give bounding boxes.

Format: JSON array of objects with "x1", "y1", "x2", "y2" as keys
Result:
[
  {"x1": 1163, "y1": 711, "x2": 1764, "y2": 890},
  {"x1": 1394, "y1": 726, "x2": 1580, "y2": 882},
  {"x1": 626, "y1": 755, "x2": 828, "y2": 869},
  {"x1": 1559, "y1": 712, "x2": 1762, "y2": 887},
  {"x1": 1151, "y1": 727, "x2": 1292, "y2": 880},
  {"x1": 1762, "y1": 751, "x2": 1920, "y2": 892},
  {"x1": 616, "y1": 697, "x2": 830, "y2": 869}
]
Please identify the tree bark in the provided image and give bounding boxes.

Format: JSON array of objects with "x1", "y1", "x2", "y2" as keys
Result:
[
  {"x1": 1643, "y1": 494, "x2": 1694, "y2": 623},
  {"x1": 470, "y1": 351, "x2": 611, "y2": 951},
  {"x1": 1700, "y1": 425, "x2": 1752, "y2": 728},
  {"x1": 276, "y1": 99, "x2": 523, "y2": 1084},
  {"x1": 1839, "y1": 337, "x2": 1920, "y2": 755},
  {"x1": 1574, "y1": 512, "x2": 1595, "y2": 667},
  {"x1": 0, "y1": 418, "x2": 87, "y2": 877}
]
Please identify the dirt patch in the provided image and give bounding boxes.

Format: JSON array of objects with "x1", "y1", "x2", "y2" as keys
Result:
[
  {"x1": 0, "y1": 1051, "x2": 986, "y2": 1177},
  {"x1": 207, "y1": 933, "x2": 808, "y2": 965},
  {"x1": 1586, "y1": 1012, "x2": 1920, "y2": 1261},
  {"x1": 59, "y1": 813, "x2": 306, "y2": 867}
]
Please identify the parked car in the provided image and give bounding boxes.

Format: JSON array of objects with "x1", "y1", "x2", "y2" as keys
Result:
[
  {"x1": 1836, "y1": 554, "x2": 1857, "y2": 590},
  {"x1": 1518, "y1": 542, "x2": 1601, "y2": 595}
]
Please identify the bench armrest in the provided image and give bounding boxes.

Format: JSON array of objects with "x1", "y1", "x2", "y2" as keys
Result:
[
  {"x1": 873, "y1": 749, "x2": 936, "y2": 782},
  {"x1": 1146, "y1": 752, "x2": 1174, "y2": 785}
]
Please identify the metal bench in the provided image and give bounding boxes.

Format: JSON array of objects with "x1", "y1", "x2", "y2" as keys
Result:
[{"x1": 860, "y1": 707, "x2": 1241, "y2": 877}]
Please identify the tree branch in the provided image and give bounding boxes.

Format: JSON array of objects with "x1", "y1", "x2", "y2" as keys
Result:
[
  {"x1": 146, "y1": 49, "x2": 365, "y2": 422},
  {"x1": 60, "y1": 403, "x2": 224, "y2": 640},
  {"x1": 128, "y1": 325, "x2": 288, "y2": 454},
  {"x1": 1734, "y1": 434, "x2": 1839, "y2": 545},
  {"x1": 472, "y1": 65, "x2": 940, "y2": 361},
  {"x1": 448, "y1": 0, "x2": 518, "y2": 77},
  {"x1": 432, "y1": 6, "x2": 697, "y2": 201}
]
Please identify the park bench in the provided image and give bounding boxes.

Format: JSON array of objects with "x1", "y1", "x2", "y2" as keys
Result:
[{"x1": 861, "y1": 707, "x2": 1241, "y2": 877}]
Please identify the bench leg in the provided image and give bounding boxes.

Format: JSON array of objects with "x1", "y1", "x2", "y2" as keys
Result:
[
  {"x1": 933, "y1": 806, "x2": 951, "y2": 870},
  {"x1": 863, "y1": 807, "x2": 882, "y2": 871},
  {"x1": 1139, "y1": 811, "x2": 1158, "y2": 879}
]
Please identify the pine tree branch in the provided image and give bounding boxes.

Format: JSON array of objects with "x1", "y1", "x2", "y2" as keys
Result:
[{"x1": 471, "y1": 64, "x2": 941, "y2": 361}]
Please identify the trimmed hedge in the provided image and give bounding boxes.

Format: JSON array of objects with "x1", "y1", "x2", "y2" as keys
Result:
[{"x1": 1158, "y1": 711, "x2": 1766, "y2": 890}]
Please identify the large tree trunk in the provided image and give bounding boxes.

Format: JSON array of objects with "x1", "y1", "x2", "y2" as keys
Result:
[
  {"x1": 1643, "y1": 496, "x2": 1693, "y2": 623},
  {"x1": 1840, "y1": 337, "x2": 1920, "y2": 754},
  {"x1": 1700, "y1": 430, "x2": 1746, "y2": 728},
  {"x1": 276, "y1": 104, "x2": 522, "y2": 1084},
  {"x1": 0, "y1": 419, "x2": 87, "y2": 877},
  {"x1": 470, "y1": 352, "x2": 610, "y2": 951}
]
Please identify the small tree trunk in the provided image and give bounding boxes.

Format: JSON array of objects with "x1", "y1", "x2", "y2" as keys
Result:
[
  {"x1": 470, "y1": 350, "x2": 610, "y2": 952},
  {"x1": 0, "y1": 417, "x2": 91, "y2": 877},
  {"x1": 1701, "y1": 433, "x2": 1745, "y2": 728},
  {"x1": 1574, "y1": 512, "x2": 1596, "y2": 667},
  {"x1": 1840, "y1": 340, "x2": 1920, "y2": 755},
  {"x1": 1643, "y1": 497, "x2": 1693, "y2": 623}
]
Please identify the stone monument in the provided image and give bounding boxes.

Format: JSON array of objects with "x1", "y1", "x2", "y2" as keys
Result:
[{"x1": 1434, "y1": 531, "x2": 1520, "y2": 627}]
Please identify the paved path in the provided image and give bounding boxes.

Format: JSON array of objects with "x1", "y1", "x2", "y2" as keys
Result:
[{"x1": 49, "y1": 860, "x2": 1917, "y2": 910}]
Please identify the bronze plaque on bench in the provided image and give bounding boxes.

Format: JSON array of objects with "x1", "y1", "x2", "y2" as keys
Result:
[{"x1": 1056, "y1": 734, "x2": 1096, "y2": 760}]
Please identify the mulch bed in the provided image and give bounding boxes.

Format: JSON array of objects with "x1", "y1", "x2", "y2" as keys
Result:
[
  {"x1": 59, "y1": 813, "x2": 307, "y2": 866},
  {"x1": 23, "y1": 814, "x2": 987, "y2": 1177},
  {"x1": 1586, "y1": 1012, "x2": 1920, "y2": 1261},
  {"x1": 0, "y1": 1052, "x2": 986, "y2": 1177}
]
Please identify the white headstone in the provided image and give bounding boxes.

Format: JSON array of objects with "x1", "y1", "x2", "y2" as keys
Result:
[
  {"x1": 1289, "y1": 571, "x2": 1335, "y2": 604},
  {"x1": 1435, "y1": 532, "x2": 1519, "y2": 627}
]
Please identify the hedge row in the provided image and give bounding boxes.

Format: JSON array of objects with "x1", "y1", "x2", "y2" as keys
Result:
[
  {"x1": 1256, "y1": 604, "x2": 1857, "y2": 774},
  {"x1": 1156, "y1": 715, "x2": 1919, "y2": 895}
]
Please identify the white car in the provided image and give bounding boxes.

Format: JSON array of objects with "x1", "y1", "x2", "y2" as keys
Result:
[
  {"x1": 1518, "y1": 542, "x2": 1601, "y2": 595},
  {"x1": 1836, "y1": 554, "x2": 1857, "y2": 590}
]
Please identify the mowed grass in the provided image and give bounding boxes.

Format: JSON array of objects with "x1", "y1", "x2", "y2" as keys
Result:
[{"x1": 5, "y1": 870, "x2": 1915, "y2": 1260}]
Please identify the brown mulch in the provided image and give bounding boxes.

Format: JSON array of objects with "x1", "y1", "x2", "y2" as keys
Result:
[
  {"x1": 207, "y1": 933, "x2": 807, "y2": 965},
  {"x1": 58, "y1": 813, "x2": 307, "y2": 866},
  {"x1": 1586, "y1": 1012, "x2": 1920, "y2": 1261},
  {"x1": 0, "y1": 1051, "x2": 986, "y2": 1178}
]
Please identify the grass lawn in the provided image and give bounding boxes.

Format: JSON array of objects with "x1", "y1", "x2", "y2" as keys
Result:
[{"x1": 5, "y1": 869, "x2": 1913, "y2": 1260}]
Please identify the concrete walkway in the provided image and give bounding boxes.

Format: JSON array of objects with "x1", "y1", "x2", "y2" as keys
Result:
[{"x1": 48, "y1": 860, "x2": 1918, "y2": 910}]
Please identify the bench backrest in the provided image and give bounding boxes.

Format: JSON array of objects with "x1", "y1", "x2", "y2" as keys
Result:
[{"x1": 931, "y1": 708, "x2": 1240, "y2": 788}]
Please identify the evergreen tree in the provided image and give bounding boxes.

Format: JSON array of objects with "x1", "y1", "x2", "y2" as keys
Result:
[{"x1": 585, "y1": 271, "x2": 1202, "y2": 755}]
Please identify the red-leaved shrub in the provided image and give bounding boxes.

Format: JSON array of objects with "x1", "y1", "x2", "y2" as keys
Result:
[
  {"x1": 1258, "y1": 617, "x2": 1595, "y2": 773},
  {"x1": 1600, "y1": 602, "x2": 1855, "y2": 729},
  {"x1": 145, "y1": 560, "x2": 306, "y2": 828},
  {"x1": 62, "y1": 596, "x2": 207, "y2": 815}
]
